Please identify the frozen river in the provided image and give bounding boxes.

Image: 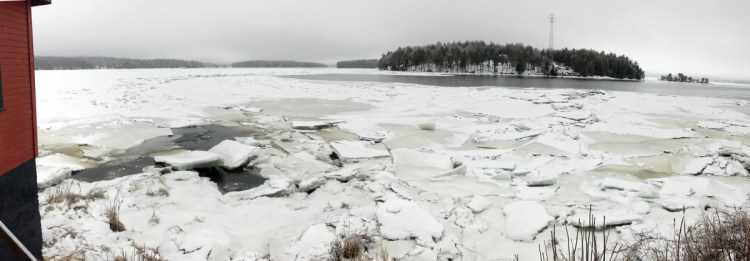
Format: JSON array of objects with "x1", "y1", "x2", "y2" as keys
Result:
[
  {"x1": 290, "y1": 73, "x2": 750, "y2": 100},
  {"x1": 34, "y1": 68, "x2": 750, "y2": 260}
]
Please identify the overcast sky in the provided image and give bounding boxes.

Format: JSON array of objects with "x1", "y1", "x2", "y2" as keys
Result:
[{"x1": 31, "y1": 0, "x2": 750, "y2": 80}]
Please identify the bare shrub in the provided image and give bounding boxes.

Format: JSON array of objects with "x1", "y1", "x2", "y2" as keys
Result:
[
  {"x1": 106, "y1": 200, "x2": 126, "y2": 232},
  {"x1": 540, "y1": 207, "x2": 624, "y2": 261},
  {"x1": 132, "y1": 244, "x2": 166, "y2": 261},
  {"x1": 539, "y1": 207, "x2": 750, "y2": 261},
  {"x1": 328, "y1": 232, "x2": 375, "y2": 261},
  {"x1": 619, "y1": 209, "x2": 750, "y2": 261},
  {"x1": 377, "y1": 244, "x2": 391, "y2": 261},
  {"x1": 148, "y1": 209, "x2": 160, "y2": 225},
  {"x1": 145, "y1": 187, "x2": 169, "y2": 197},
  {"x1": 46, "y1": 184, "x2": 105, "y2": 207}
]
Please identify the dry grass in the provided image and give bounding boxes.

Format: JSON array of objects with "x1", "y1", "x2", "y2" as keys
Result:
[
  {"x1": 540, "y1": 220, "x2": 622, "y2": 261},
  {"x1": 539, "y1": 207, "x2": 750, "y2": 261},
  {"x1": 148, "y1": 209, "x2": 160, "y2": 225},
  {"x1": 112, "y1": 245, "x2": 165, "y2": 261},
  {"x1": 106, "y1": 200, "x2": 126, "y2": 232},
  {"x1": 539, "y1": 206, "x2": 623, "y2": 261},
  {"x1": 328, "y1": 232, "x2": 377, "y2": 261},
  {"x1": 132, "y1": 244, "x2": 166, "y2": 261},
  {"x1": 145, "y1": 187, "x2": 169, "y2": 197},
  {"x1": 619, "y1": 209, "x2": 750, "y2": 261},
  {"x1": 376, "y1": 245, "x2": 392, "y2": 261},
  {"x1": 46, "y1": 184, "x2": 106, "y2": 207}
]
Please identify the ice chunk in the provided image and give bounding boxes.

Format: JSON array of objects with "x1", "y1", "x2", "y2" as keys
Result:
[
  {"x1": 463, "y1": 159, "x2": 516, "y2": 171},
  {"x1": 234, "y1": 136, "x2": 262, "y2": 146},
  {"x1": 330, "y1": 141, "x2": 390, "y2": 161},
  {"x1": 660, "y1": 196, "x2": 700, "y2": 212},
  {"x1": 555, "y1": 111, "x2": 591, "y2": 121},
  {"x1": 208, "y1": 140, "x2": 261, "y2": 169},
  {"x1": 292, "y1": 120, "x2": 342, "y2": 130},
  {"x1": 702, "y1": 158, "x2": 728, "y2": 176},
  {"x1": 670, "y1": 156, "x2": 713, "y2": 175},
  {"x1": 334, "y1": 216, "x2": 376, "y2": 236},
  {"x1": 298, "y1": 176, "x2": 327, "y2": 193},
  {"x1": 288, "y1": 223, "x2": 335, "y2": 260},
  {"x1": 659, "y1": 179, "x2": 693, "y2": 196},
  {"x1": 467, "y1": 195, "x2": 491, "y2": 214},
  {"x1": 224, "y1": 178, "x2": 296, "y2": 200},
  {"x1": 36, "y1": 153, "x2": 88, "y2": 171},
  {"x1": 726, "y1": 160, "x2": 750, "y2": 176},
  {"x1": 153, "y1": 150, "x2": 222, "y2": 170},
  {"x1": 697, "y1": 120, "x2": 727, "y2": 130},
  {"x1": 82, "y1": 147, "x2": 112, "y2": 159},
  {"x1": 600, "y1": 177, "x2": 652, "y2": 192},
  {"x1": 392, "y1": 149, "x2": 454, "y2": 179},
  {"x1": 376, "y1": 197, "x2": 444, "y2": 241},
  {"x1": 567, "y1": 210, "x2": 641, "y2": 228},
  {"x1": 526, "y1": 177, "x2": 557, "y2": 187},
  {"x1": 418, "y1": 122, "x2": 436, "y2": 131},
  {"x1": 238, "y1": 106, "x2": 263, "y2": 113},
  {"x1": 532, "y1": 134, "x2": 586, "y2": 156},
  {"x1": 516, "y1": 186, "x2": 557, "y2": 200},
  {"x1": 629, "y1": 201, "x2": 651, "y2": 214},
  {"x1": 36, "y1": 165, "x2": 72, "y2": 188},
  {"x1": 503, "y1": 201, "x2": 553, "y2": 241}
]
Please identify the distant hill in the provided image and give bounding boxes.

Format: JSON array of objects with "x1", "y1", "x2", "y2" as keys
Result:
[
  {"x1": 336, "y1": 59, "x2": 379, "y2": 69},
  {"x1": 231, "y1": 60, "x2": 327, "y2": 68},
  {"x1": 35, "y1": 56, "x2": 210, "y2": 70},
  {"x1": 379, "y1": 41, "x2": 645, "y2": 80}
]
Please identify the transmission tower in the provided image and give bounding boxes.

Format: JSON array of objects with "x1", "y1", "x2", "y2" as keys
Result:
[{"x1": 548, "y1": 13, "x2": 555, "y2": 52}]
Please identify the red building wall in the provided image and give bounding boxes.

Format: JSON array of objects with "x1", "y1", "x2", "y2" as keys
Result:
[{"x1": 0, "y1": 0, "x2": 38, "y2": 176}]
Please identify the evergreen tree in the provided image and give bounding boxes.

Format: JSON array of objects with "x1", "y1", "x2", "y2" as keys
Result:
[{"x1": 378, "y1": 41, "x2": 645, "y2": 79}]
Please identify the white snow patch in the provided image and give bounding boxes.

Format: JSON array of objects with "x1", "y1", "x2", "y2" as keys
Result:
[
  {"x1": 208, "y1": 140, "x2": 260, "y2": 169},
  {"x1": 36, "y1": 165, "x2": 72, "y2": 188},
  {"x1": 376, "y1": 197, "x2": 444, "y2": 242},
  {"x1": 153, "y1": 150, "x2": 222, "y2": 170},
  {"x1": 330, "y1": 141, "x2": 390, "y2": 160},
  {"x1": 503, "y1": 201, "x2": 553, "y2": 241}
]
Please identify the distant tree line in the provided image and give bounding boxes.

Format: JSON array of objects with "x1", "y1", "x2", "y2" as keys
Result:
[
  {"x1": 336, "y1": 59, "x2": 379, "y2": 68},
  {"x1": 378, "y1": 41, "x2": 645, "y2": 80},
  {"x1": 231, "y1": 60, "x2": 327, "y2": 68},
  {"x1": 35, "y1": 56, "x2": 208, "y2": 70},
  {"x1": 660, "y1": 73, "x2": 709, "y2": 84}
]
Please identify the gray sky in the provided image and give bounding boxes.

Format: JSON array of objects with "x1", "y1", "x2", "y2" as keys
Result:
[{"x1": 32, "y1": 0, "x2": 750, "y2": 80}]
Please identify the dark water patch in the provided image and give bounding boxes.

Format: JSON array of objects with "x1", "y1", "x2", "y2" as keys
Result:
[
  {"x1": 73, "y1": 156, "x2": 156, "y2": 182},
  {"x1": 286, "y1": 74, "x2": 750, "y2": 100},
  {"x1": 195, "y1": 166, "x2": 267, "y2": 194},
  {"x1": 71, "y1": 124, "x2": 267, "y2": 192}
]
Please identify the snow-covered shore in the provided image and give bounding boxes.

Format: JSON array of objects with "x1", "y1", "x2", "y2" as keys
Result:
[{"x1": 36, "y1": 68, "x2": 750, "y2": 260}]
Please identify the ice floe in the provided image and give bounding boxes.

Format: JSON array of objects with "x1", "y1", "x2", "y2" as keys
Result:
[
  {"x1": 152, "y1": 150, "x2": 222, "y2": 170},
  {"x1": 503, "y1": 201, "x2": 553, "y2": 241},
  {"x1": 208, "y1": 140, "x2": 260, "y2": 169}
]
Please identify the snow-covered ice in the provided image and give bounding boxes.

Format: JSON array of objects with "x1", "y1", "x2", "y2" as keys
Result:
[
  {"x1": 503, "y1": 201, "x2": 553, "y2": 241},
  {"x1": 329, "y1": 140, "x2": 390, "y2": 161},
  {"x1": 33, "y1": 68, "x2": 750, "y2": 260},
  {"x1": 208, "y1": 140, "x2": 260, "y2": 169},
  {"x1": 376, "y1": 197, "x2": 444, "y2": 242},
  {"x1": 152, "y1": 150, "x2": 222, "y2": 170}
]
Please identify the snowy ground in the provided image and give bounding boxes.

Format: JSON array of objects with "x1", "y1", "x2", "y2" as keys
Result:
[{"x1": 35, "y1": 68, "x2": 750, "y2": 260}]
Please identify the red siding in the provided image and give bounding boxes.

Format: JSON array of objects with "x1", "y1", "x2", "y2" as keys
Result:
[{"x1": 0, "y1": 0, "x2": 37, "y2": 176}]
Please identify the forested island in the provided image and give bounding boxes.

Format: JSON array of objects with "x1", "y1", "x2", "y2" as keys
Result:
[
  {"x1": 35, "y1": 56, "x2": 209, "y2": 70},
  {"x1": 231, "y1": 60, "x2": 327, "y2": 68},
  {"x1": 378, "y1": 41, "x2": 645, "y2": 80},
  {"x1": 660, "y1": 73, "x2": 709, "y2": 84},
  {"x1": 336, "y1": 59, "x2": 379, "y2": 68}
]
